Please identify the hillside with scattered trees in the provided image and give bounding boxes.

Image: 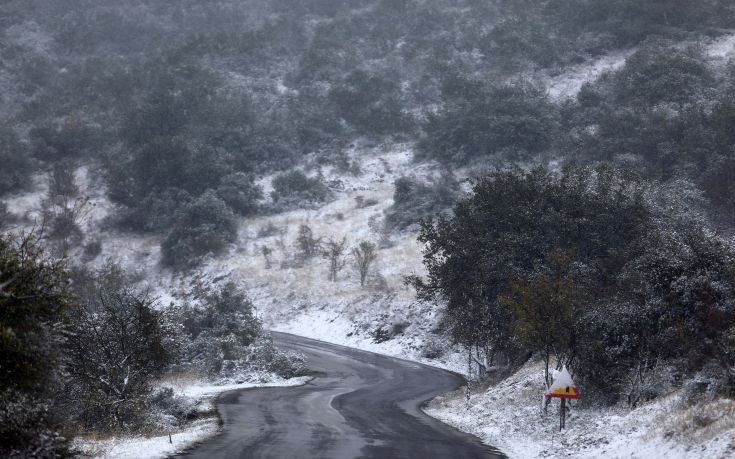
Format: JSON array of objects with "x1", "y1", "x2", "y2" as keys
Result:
[{"x1": 1, "y1": 0, "x2": 735, "y2": 457}]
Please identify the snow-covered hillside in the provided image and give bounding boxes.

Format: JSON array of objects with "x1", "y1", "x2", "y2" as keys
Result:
[
  {"x1": 2, "y1": 142, "x2": 467, "y2": 373},
  {"x1": 5, "y1": 139, "x2": 735, "y2": 459},
  {"x1": 542, "y1": 31, "x2": 735, "y2": 100},
  {"x1": 426, "y1": 360, "x2": 735, "y2": 459}
]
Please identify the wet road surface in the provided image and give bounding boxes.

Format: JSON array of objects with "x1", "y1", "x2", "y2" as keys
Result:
[{"x1": 180, "y1": 332, "x2": 504, "y2": 459}]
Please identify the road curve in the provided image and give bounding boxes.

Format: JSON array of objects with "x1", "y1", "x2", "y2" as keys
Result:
[{"x1": 180, "y1": 332, "x2": 504, "y2": 459}]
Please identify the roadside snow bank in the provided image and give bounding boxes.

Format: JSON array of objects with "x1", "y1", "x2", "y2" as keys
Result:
[
  {"x1": 424, "y1": 360, "x2": 735, "y2": 459},
  {"x1": 73, "y1": 376, "x2": 312, "y2": 459}
]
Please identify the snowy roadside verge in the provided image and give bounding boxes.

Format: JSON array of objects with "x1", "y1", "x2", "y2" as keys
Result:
[
  {"x1": 424, "y1": 360, "x2": 735, "y2": 459},
  {"x1": 271, "y1": 309, "x2": 468, "y2": 374},
  {"x1": 72, "y1": 375, "x2": 313, "y2": 459}
]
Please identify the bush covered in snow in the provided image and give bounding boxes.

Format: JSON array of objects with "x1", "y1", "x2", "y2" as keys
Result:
[
  {"x1": 270, "y1": 170, "x2": 332, "y2": 210},
  {"x1": 418, "y1": 82, "x2": 560, "y2": 164},
  {"x1": 174, "y1": 282, "x2": 306, "y2": 381},
  {"x1": 0, "y1": 128, "x2": 33, "y2": 196},
  {"x1": 149, "y1": 387, "x2": 198, "y2": 430},
  {"x1": 0, "y1": 390, "x2": 71, "y2": 459},
  {"x1": 0, "y1": 232, "x2": 73, "y2": 457},
  {"x1": 216, "y1": 172, "x2": 263, "y2": 217},
  {"x1": 176, "y1": 282, "x2": 262, "y2": 376},
  {"x1": 64, "y1": 264, "x2": 175, "y2": 432},
  {"x1": 161, "y1": 192, "x2": 238, "y2": 270},
  {"x1": 384, "y1": 174, "x2": 460, "y2": 232}
]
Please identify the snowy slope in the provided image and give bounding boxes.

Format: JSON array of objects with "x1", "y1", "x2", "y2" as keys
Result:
[
  {"x1": 425, "y1": 360, "x2": 735, "y2": 459},
  {"x1": 1, "y1": 143, "x2": 466, "y2": 373},
  {"x1": 542, "y1": 31, "x2": 735, "y2": 101}
]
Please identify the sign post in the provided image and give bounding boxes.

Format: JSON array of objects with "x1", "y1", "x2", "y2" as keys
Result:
[{"x1": 544, "y1": 366, "x2": 581, "y2": 431}]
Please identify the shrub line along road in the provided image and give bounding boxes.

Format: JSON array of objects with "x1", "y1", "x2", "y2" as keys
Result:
[{"x1": 180, "y1": 332, "x2": 504, "y2": 458}]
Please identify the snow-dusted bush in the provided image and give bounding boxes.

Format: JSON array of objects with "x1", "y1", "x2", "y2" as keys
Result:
[
  {"x1": 296, "y1": 224, "x2": 322, "y2": 261},
  {"x1": 150, "y1": 387, "x2": 198, "y2": 430},
  {"x1": 177, "y1": 283, "x2": 262, "y2": 376},
  {"x1": 118, "y1": 188, "x2": 192, "y2": 233},
  {"x1": 420, "y1": 335, "x2": 447, "y2": 359},
  {"x1": 246, "y1": 336, "x2": 307, "y2": 379},
  {"x1": 82, "y1": 238, "x2": 102, "y2": 261},
  {"x1": 384, "y1": 174, "x2": 460, "y2": 232},
  {"x1": 270, "y1": 170, "x2": 332, "y2": 210},
  {"x1": 256, "y1": 221, "x2": 283, "y2": 238},
  {"x1": 64, "y1": 264, "x2": 175, "y2": 432},
  {"x1": 216, "y1": 172, "x2": 263, "y2": 216},
  {"x1": 42, "y1": 168, "x2": 90, "y2": 252},
  {"x1": 328, "y1": 69, "x2": 411, "y2": 136},
  {"x1": 161, "y1": 192, "x2": 238, "y2": 270},
  {"x1": 0, "y1": 233, "x2": 72, "y2": 457},
  {"x1": 175, "y1": 283, "x2": 306, "y2": 381},
  {"x1": 0, "y1": 391, "x2": 70, "y2": 458},
  {"x1": 0, "y1": 128, "x2": 32, "y2": 196}
]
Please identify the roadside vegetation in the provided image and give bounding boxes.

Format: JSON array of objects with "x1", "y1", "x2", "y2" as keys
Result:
[
  {"x1": 410, "y1": 167, "x2": 735, "y2": 405},
  {"x1": 0, "y1": 232, "x2": 305, "y2": 457}
]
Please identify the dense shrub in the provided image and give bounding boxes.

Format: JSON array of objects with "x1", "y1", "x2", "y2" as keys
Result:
[
  {"x1": 0, "y1": 128, "x2": 32, "y2": 196},
  {"x1": 384, "y1": 174, "x2": 460, "y2": 231},
  {"x1": 161, "y1": 192, "x2": 238, "y2": 270},
  {"x1": 118, "y1": 188, "x2": 193, "y2": 233},
  {"x1": 561, "y1": 42, "x2": 735, "y2": 220},
  {"x1": 29, "y1": 119, "x2": 98, "y2": 163},
  {"x1": 176, "y1": 282, "x2": 305, "y2": 379},
  {"x1": 108, "y1": 138, "x2": 232, "y2": 207},
  {"x1": 246, "y1": 336, "x2": 307, "y2": 378},
  {"x1": 0, "y1": 391, "x2": 71, "y2": 458},
  {"x1": 328, "y1": 69, "x2": 410, "y2": 136},
  {"x1": 149, "y1": 387, "x2": 198, "y2": 430},
  {"x1": 419, "y1": 82, "x2": 559, "y2": 164},
  {"x1": 0, "y1": 233, "x2": 72, "y2": 457},
  {"x1": 216, "y1": 172, "x2": 263, "y2": 216},
  {"x1": 270, "y1": 170, "x2": 332, "y2": 209},
  {"x1": 609, "y1": 42, "x2": 713, "y2": 106},
  {"x1": 179, "y1": 282, "x2": 262, "y2": 364}
]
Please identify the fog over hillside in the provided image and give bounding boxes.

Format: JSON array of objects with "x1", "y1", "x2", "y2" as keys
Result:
[{"x1": 1, "y1": 1, "x2": 735, "y2": 458}]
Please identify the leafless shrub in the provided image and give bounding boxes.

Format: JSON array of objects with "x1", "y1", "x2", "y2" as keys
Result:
[
  {"x1": 352, "y1": 241, "x2": 377, "y2": 287},
  {"x1": 323, "y1": 237, "x2": 347, "y2": 281}
]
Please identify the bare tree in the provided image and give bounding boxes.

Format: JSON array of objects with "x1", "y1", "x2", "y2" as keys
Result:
[
  {"x1": 323, "y1": 237, "x2": 347, "y2": 281},
  {"x1": 261, "y1": 245, "x2": 273, "y2": 269},
  {"x1": 296, "y1": 224, "x2": 321, "y2": 260},
  {"x1": 352, "y1": 241, "x2": 377, "y2": 287}
]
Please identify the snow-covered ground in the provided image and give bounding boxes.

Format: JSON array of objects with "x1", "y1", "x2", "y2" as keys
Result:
[
  {"x1": 545, "y1": 51, "x2": 632, "y2": 100},
  {"x1": 705, "y1": 32, "x2": 735, "y2": 61},
  {"x1": 73, "y1": 376, "x2": 312, "y2": 459},
  {"x1": 543, "y1": 31, "x2": 735, "y2": 101},
  {"x1": 425, "y1": 360, "x2": 735, "y2": 459}
]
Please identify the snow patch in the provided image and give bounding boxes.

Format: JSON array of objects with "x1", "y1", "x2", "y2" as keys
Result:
[
  {"x1": 546, "y1": 51, "x2": 632, "y2": 100},
  {"x1": 705, "y1": 33, "x2": 735, "y2": 60}
]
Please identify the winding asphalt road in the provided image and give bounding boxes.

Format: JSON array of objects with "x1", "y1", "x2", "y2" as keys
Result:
[{"x1": 180, "y1": 332, "x2": 503, "y2": 459}]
